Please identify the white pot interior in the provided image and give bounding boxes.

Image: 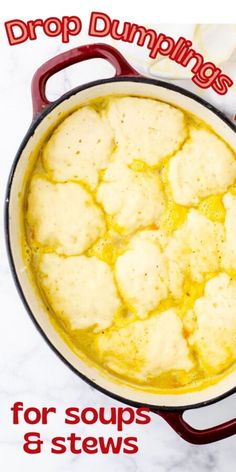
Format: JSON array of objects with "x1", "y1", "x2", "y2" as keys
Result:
[{"x1": 8, "y1": 79, "x2": 236, "y2": 408}]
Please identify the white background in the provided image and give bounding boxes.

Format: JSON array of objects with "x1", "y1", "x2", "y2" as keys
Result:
[{"x1": 1, "y1": 1, "x2": 236, "y2": 470}]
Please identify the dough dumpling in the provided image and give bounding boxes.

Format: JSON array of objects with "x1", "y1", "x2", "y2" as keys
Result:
[
  {"x1": 165, "y1": 210, "x2": 224, "y2": 298},
  {"x1": 106, "y1": 97, "x2": 187, "y2": 166},
  {"x1": 43, "y1": 107, "x2": 114, "y2": 189},
  {"x1": 169, "y1": 127, "x2": 236, "y2": 205},
  {"x1": 98, "y1": 309, "x2": 193, "y2": 379},
  {"x1": 27, "y1": 176, "x2": 105, "y2": 255},
  {"x1": 115, "y1": 233, "x2": 168, "y2": 317},
  {"x1": 97, "y1": 160, "x2": 165, "y2": 233},
  {"x1": 39, "y1": 253, "x2": 121, "y2": 331},
  {"x1": 189, "y1": 273, "x2": 236, "y2": 374}
]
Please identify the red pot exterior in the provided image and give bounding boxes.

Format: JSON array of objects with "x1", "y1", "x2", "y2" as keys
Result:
[
  {"x1": 31, "y1": 43, "x2": 140, "y2": 117},
  {"x1": 154, "y1": 410, "x2": 236, "y2": 444}
]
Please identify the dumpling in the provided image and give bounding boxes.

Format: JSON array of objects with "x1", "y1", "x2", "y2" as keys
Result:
[
  {"x1": 106, "y1": 97, "x2": 187, "y2": 166},
  {"x1": 43, "y1": 107, "x2": 114, "y2": 189},
  {"x1": 189, "y1": 273, "x2": 236, "y2": 374},
  {"x1": 98, "y1": 309, "x2": 193, "y2": 379},
  {"x1": 97, "y1": 160, "x2": 165, "y2": 233},
  {"x1": 27, "y1": 176, "x2": 105, "y2": 255},
  {"x1": 165, "y1": 210, "x2": 224, "y2": 298},
  {"x1": 169, "y1": 127, "x2": 236, "y2": 205},
  {"x1": 115, "y1": 233, "x2": 168, "y2": 317},
  {"x1": 39, "y1": 253, "x2": 121, "y2": 331}
]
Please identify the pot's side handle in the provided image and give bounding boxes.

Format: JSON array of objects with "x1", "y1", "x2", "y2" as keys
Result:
[
  {"x1": 152, "y1": 409, "x2": 236, "y2": 444},
  {"x1": 31, "y1": 43, "x2": 140, "y2": 117}
]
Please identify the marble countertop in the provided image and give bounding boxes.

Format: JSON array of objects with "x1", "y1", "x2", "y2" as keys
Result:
[{"x1": 1, "y1": 19, "x2": 236, "y2": 472}]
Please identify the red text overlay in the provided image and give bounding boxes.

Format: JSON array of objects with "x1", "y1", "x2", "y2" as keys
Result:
[
  {"x1": 10, "y1": 402, "x2": 151, "y2": 454},
  {"x1": 4, "y1": 12, "x2": 234, "y2": 95}
]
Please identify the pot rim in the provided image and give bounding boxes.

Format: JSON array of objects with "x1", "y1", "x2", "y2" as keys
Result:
[{"x1": 5, "y1": 75, "x2": 236, "y2": 411}]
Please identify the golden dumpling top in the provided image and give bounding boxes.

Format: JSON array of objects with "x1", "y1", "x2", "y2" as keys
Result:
[
  {"x1": 39, "y1": 253, "x2": 121, "y2": 331},
  {"x1": 43, "y1": 106, "x2": 114, "y2": 189},
  {"x1": 105, "y1": 96, "x2": 187, "y2": 166},
  {"x1": 169, "y1": 127, "x2": 236, "y2": 205},
  {"x1": 97, "y1": 159, "x2": 165, "y2": 233},
  {"x1": 97, "y1": 309, "x2": 194, "y2": 380},
  {"x1": 27, "y1": 176, "x2": 105, "y2": 255}
]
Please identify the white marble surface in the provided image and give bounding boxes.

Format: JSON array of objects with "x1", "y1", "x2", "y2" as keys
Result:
[{"x1": 1, "y1": 13, "x2": 236, "y2": 471}]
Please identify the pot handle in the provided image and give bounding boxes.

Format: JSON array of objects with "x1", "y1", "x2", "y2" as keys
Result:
[
  {"x1": 31, "y1": 43, "x2": 140, "y2": 117},
  {"x1": 152, "y1": 409, "x2": 236, "y2": 444}
]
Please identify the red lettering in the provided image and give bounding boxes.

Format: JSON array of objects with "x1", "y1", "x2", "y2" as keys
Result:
[
  {"x1": 43, "y1": 17, "x2": 62, "y2": 38},
  {"x1": 41, "y1": 407, "x2": 56, "y2": 424},
  {"x1": 212, "y1": 73, "x2": 234, "y2": 95},
  {"x1": 23, "y1": 433, "x2": 43, "y2": 454},
  {"x1": 51, "y1": 437, "x2": 67, "y2": 454},
  {"x1": 81, "y1": 407, "x2": 98, "y2": 425},
  {"x1": 123, "y1": 436, "x2": 139, "y2": 454},
  {"x1": 82, "y1": 437, "x2": 98, "y2": 454},
  {"x1": 110, "y1": 20, "x2": 131, "y2": 41},
  {"x1": 99, "y1": 436, "x2": 123, "y2": 454},
  {"x1": 99, "y1": 407, "x2": 116, "y2": 425},
  {"x1": 117, "y1": 407, "x2": 135, "y2": 432},
  {"x1": 192, "y1": 62, "x2": 221, "y2": 89},
  {"x1": 89, "y1": 11, "x2": 111, "y2": 37},
  {"x1": 149, "y1": 34, "x2": 175, "y2": 59},
  {"x1": 65, "y1": 407, "x2": 80, "y2": 424},
  {"x1": 68, "y1": 433, "x2": 82, "y2": 454},
  {"x1": 61, "y1": 16, "x2": 82, "y2": 43},
  {"x1": 169, "y1": 37, "x2": 192, "y2": 60},
  {"x1": 24, "y1": 407, "x2": 41, "y2": 424},
  {"x1": 127, "y1": 24, "x2": 157, "y2": 49},
  {"x1": 181, "y1": 50, "x2": 204, "y2": 72},
  {"x1": 11, "y1": 401, "x2": 24, "y2": 424},
  {"x1": 5, "y1": 20, "x2": 28, "y2": 45},
  {"x1": 27, "y1": 19, "x2": 43, "y2": 40},
  {"x1": 11, "y1": 402, "x2": 56, "y2": 425},
  {"x1": 136, "y1": 407, "x2": 151, "y2": 425}
]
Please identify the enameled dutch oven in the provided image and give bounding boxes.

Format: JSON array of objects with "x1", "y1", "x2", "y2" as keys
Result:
[{"x1": 5, "y1": 43, "x2": 236, "y2": 445}]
